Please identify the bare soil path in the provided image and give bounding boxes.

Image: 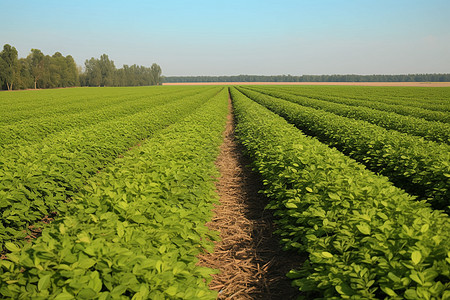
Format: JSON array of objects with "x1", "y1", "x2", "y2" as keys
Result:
[{"x1": 198, "y1": 94, "x2": 304, "y2": 299}]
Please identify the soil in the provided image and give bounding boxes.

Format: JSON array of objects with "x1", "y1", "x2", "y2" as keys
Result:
[
  {"x1": 164, "y1": 82, "x2": 450, "y2": 87},
  {"x1": 197, "y1": 94, "x2": 304, "y2": 299}
]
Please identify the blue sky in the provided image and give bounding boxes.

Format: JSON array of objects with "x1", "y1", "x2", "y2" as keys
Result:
[{"x1": 1, "y1": 0, "x2": 449, "y2": 76}]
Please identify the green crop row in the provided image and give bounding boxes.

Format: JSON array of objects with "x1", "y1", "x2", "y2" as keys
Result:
[
  {"x1": 272, "y1": 86, "x2": 450, "y2": 112},
  {"x1": 0, "y1": 88, "x2": 135, "y2": 125},
  {"x1": 0, "y1": 87, "x2": 209, "y2": 148},
  {"x1": 243, "y1": 86, "x2": 450, "y2": 144},
  {"x1": 0, "y1": 86, "x2": 205, "y2": 126},
  {"x1": 270, "y1": 85, "x2": 450, "y2": 111},
  {"x1": 0, "y1": 87, "x2": 221, "y2": 250},
  {"x1": 0, "y1": 88, "x2": 228, "y2": 299},
  {"x1": 231, "y1": 87, "x2": 450, "y2": 299},
  {"x1": 237, "y1": 87, "x2": 450, "y2": 211},
  {"x1": 257, "y1": 86, "x2": 450, "y2": 123}
]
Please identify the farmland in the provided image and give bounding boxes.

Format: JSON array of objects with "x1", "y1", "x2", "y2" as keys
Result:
[{"x1": 0, "y1": 85, "x2": 449, "y2": 299}]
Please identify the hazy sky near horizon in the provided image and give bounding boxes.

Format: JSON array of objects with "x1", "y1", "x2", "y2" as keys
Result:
[{"x1": 1, "y1": 0, "x2": 449, "y2": 76}]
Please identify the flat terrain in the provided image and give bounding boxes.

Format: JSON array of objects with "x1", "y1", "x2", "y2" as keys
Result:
[{"x1": 1, "y1": 85, "x2": 449, "y2": 299}]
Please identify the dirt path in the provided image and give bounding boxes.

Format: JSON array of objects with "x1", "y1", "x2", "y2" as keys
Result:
[{"x1": 198, "y1": 94, "x2": 304, "y2": 299}]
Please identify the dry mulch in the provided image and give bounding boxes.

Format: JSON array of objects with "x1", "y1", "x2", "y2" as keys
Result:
[{"x1": 198, "y1": 96, "x2": 305, "y2": 299}]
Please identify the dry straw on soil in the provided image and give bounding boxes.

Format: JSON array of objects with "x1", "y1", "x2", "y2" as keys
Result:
[{"x1": 198, "y1": 96, "x2": 304, "y2": 299}]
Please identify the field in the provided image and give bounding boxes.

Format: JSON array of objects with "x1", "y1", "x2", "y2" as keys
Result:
[{"x1": 0, "y1": 85, "x2": 449, "y2": 299}]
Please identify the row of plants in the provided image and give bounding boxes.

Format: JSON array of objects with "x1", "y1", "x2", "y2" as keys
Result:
[
  {"x1": 273, "y1": 86, "x2": 450, "y2": 111},
  {"x1": 0, "y1": 89, "x2": 130, "y2": 125},
  {"x1": 0, "y1": 88, "x2": 229, "y2": 299},
  {"x1": 243, "y1": 86, "x2": 450, "y2": 144},
  {"x1": 0, "y1": 87, "x2": 221, "y2": 250},
  {"x1": 0, "y1": 86, "x2": 206, "y2": 126},
  {"x1": 275, "y1": 86, "x2": 450, "y2": 110},
  {"x1": 0, "y1": 87, "x2": 210, "y2": 148},
  {"x1": 237, "y1": 87, "x2": 450, "y2": 211},
  {"x1": 231, "y1": 87, "x2": 450, "y2": 299},
  {"x1": 257, "y1": 86, "x2": 450, "y2": 123}
]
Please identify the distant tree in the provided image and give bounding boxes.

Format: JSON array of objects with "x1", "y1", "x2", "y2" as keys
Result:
[
  {"x1": 84, "y1": 57, "x2": 102, "y2": 87},
  {"x1": 83, "y1": 54, "x2": 116, "y2": 87},
  {"x1": 27, "y1": 49, "x2": 45, "y2": 89},
  {"x1": 0, "y1": 44, "x2": 20, "y2": 90},
  {"x1": 0, "y1": 56, "x2": 5, "y2": 89},
  {"x1": 64, "y1": 55, "x2": 79, "y2": 86},
  {"x1": 98, "y1": 54, "x2": 116, "y2": 86},
  {"x1": 150, "y1": 63, "x2": 162, "y2": 85},
  {"x1": 49, "y1": 52, "x2": 65, "y2": 88},
  {"x1": 16, "y1": 58, "x2": 33, "y2": 89}
]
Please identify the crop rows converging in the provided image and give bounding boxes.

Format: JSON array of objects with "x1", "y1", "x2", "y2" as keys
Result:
[
  {"x1": 0, "y1": 86, "x2": 228, "y2": 298},
  {"x1": 1, "y1": 85, "x2": 450, "y2": 299},
  {"x1": 230, "y1": 87, "x2": 450, "y2": 299}
]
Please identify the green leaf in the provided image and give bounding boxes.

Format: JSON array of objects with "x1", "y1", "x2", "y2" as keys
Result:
[
  {"x1": 110, "y1": 285, "x2": 127, "y2": 297},
  {"x1": 356, "y1": 223, "x2": 371, "y2": 235},
  {"x1": 285, "y1": 202, "x2": 297, "y2": 209},
  {"x1": 54, "y1": 292, "x2": 75, "y2": 300},
  {"x1": 387, "y1": 272, "x2": 401, "y2": 282},
  {"x1": 78, "y1": 258, "x2": 96, "y2": 269},
  {"x1": 404, "y1": 289, "x2": 418, "y2": 299},
  {"x1": 411, "y1": 251, "x2": 422, "y2": 265},
  {"x1": 78, "y1": 288, "x2": 97, "y2": 299},
  {"x1": 377, "y1": 212, "x2": 388, "y2": 220},
  {"x1": 165, "y1": 286, "x2": 178, "y2": 296},
  {"x1": 322, "y1": 252, "x2": 333, "y2": 258},
  {"x1": 410, "y1": 272, "x2": 423, "y2": 285},
  {"x1": 89, "y1": 271, "x2": 103, "y2": 293},
  {"x1": 5, "y1": 242, "x2": 20, "y2": 252},
  {"x1": 305, "y1": 187, "x2": 313, "y2": 192},
  {"x1": 381, "y1": 286, "x2": 398, "y2": 297},
  {"x1": 117, "y1": 222, "x2": 125, "y2": 238},
  {"x1": 38, "y1": 274, "x2": 52, "y2": 291},
  {"x1": 286, "y1": 270, "x2": 302, "y2": 279},
  {"x1": 328, "y1": 193, "x2": 340, "y2": 200},
  {"x1": 420, "y1": 224, "x2": 429, "y2": 233},
  {"x1": 335, "y1": 283, "x2": 355, "y2": 296},
  {"x1": 59, "y1": 223, "x2": 66, "y2": 234},
  {"x1": 131, "y1": 214, "x2": 147, "y2": 224}
]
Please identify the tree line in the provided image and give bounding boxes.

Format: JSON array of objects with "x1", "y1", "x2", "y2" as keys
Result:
[
  {"x1": 0, "y1": 44, "x2": 162, "y2": 90},
  {"x1": 164, "y1": 73, "x2": 450, "y2": 83},
  {"x1": 81, "y1": 54, "x2": 162, "y2": 87}
]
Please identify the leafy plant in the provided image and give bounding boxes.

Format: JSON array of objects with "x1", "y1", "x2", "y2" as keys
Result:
[
  {"x1": 231, "y1": 87, "x2": 450, "y2": 299},
  {"x1": 0, "y1": 88, "x2": 229, "y2": 299},
  {"x1": 237, "y1": 87, "x2": 450, "y2": 211},
  {"x1": 0, "y1": 87, "x2": 220, "y2": 250},
  {"x1": 244, "y1": 86, "x2": 450, "y2": 144}
]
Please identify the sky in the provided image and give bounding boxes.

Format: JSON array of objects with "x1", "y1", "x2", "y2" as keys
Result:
[{"x1": 1, "y1": 0, "x2": 449, "y2": 76}]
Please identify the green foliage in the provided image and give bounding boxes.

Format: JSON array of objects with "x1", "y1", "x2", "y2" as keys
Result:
[
  {"x1": 0, "y1": 87, "x2": 221, "y2": 250},
  {"x1": 237, "y1": 87, "x2": 450, "y2": 211},
  {"x1": 83, "y1": 55, "x2": 163, "y2": 87},
  {"x1": 0, "y1": 43, "x2": 163, "y2": 90},
  {"x1": 245, "y1": 86, "x2": 450, "y2": 144},
  {"x1": 0, "y1": 44, "x2": 19, "y2": 90},
  {"x1": 0, "y1": 86, "x2": 210, "y2": 147},
  {"x1": 259, "y1": 85, "x2": 450, "y2": 112},
  {"x1": 254, "y1": 85, "x2": 450, "y2": 123},
  {"x1": 0, "y1": 88, "x2": 228, "y2": 299},
  {"x1": 231, "y1": 87, "x2": 450, "y2": 299}
]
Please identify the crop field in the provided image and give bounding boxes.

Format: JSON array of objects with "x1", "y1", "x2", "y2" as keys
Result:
[{"x1": 0, "y1": 85, "x2": 449, "y2": 299}]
